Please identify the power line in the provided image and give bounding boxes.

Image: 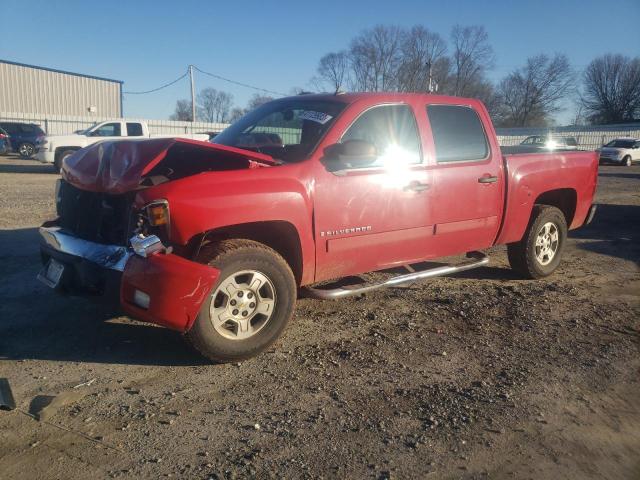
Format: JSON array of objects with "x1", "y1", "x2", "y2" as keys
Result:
[
  {"x1": 121, "y1": 65, "x2": 287, "y2": 100},
  {"x1": 123, "y1": 70, "x2": 189, "y2": 94},
  {"x1": 193, "y1": 65, "x2": 287, "y2": 97}
]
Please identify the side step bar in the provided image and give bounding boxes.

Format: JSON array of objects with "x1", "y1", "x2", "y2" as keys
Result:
[{"x1": 304, "y1": 251, "x2": 489, "y2": 300}]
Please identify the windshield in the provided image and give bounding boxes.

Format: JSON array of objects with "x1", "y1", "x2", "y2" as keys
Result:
[
  {"x1": 214, "y1": 99, "x2": 347, "y2": 162},
  {"x1": 605, "y1": 139, "x2": 635, "y2": 148},
  {"x1": 76, "y1": 123, "x2": 99, "y2": 135},
  {"x1": 521, "y1": 136, "x2": 545, "y2": 145}
]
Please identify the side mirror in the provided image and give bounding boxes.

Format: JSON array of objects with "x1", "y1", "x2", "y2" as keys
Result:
[{"x1": 323, "y1": 140, "x2": 377, "y2": 171}]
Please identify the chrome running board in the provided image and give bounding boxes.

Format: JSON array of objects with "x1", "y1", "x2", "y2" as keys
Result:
[{"x1": 304, "y1": 251, "x2": 489, "y2": 300}]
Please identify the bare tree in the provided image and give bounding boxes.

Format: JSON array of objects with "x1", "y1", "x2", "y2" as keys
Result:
[
  {"x1": 228, "y1": 107, "x2": 246, "y2": 123},
  {"x1": 348, "y1": 25, "x2": 403, "y2": 91},
  {"x1": 497, "y1": 54, "x2": 574, "y2": 127},
  {"x1": 582, "y1": 54, "x2": 640, "y2": 124},
  {"x1": 570, "y1": 104, "x2": 587, "y2": 126},
  {"x1": 315, "y1": 51, "x2": 349, "y2": 92},
  {"x1": 449, "y1": 25, "x2": 494, "y2": 97},
  {"x1": 247, "y1": 94, "x2": 274, "y2": 111},
  {"x1": 197, "y1": 88, "x2": 233, "y2": 123},
  {"x1": 470, "y1": 80, "x2": 502, "y2": 120},
  {"x1": 397, "y1": 26, "x2": 447, "y2": 92},
  {"x1": 170, "y1": 99, "x2": 193, "y2": 121}
]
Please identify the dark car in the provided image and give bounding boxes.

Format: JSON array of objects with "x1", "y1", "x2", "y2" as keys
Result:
[
  {"x1": 0, "y1": 122, "x2": 46, "y2": 158},
  {"x1": 0, "y1": 127, "x2": 10, "y2": 155}
]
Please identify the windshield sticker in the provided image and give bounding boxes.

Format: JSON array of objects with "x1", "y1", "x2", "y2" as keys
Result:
[{"x1": 299, "y1": 111, "x2": 333, "y2": 125}]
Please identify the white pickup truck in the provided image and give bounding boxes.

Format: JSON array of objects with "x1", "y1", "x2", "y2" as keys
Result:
[{"x1": 36, "y1": 120, "x2": 210, "y2": 171}]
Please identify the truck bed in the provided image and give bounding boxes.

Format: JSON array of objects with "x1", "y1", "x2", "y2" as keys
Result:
[
  {"x1": 500, "y1": 145, "x2": 581, "y2": 155},
  {"x1": 495, "y1": 149, "x2": 599, "y2": 245}
]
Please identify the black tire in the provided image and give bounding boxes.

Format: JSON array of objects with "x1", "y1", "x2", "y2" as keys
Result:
[
  {"x1": 507, "y1": 205, "x2": 568, "y2": 279},
  {"x1": 18, "y1": 142, "x2": 35, "y2": 159},
  {"x1": 185, "y1": 239, "x2": 296, "y2": 363},
  {"x1": 54, "y1": 149, "x2": 76, "y2": 173},
  {"x1": 623, "y1": 155, "x2": 632, "y2": 167}
]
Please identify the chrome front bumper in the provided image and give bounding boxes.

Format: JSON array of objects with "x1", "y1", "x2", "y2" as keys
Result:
[
  {"x1": 39, "y1": 227, "x2": 167, "y2": 271},
  {"x1": 39, "y1": 226, "x2": 132, "y2": 271}
]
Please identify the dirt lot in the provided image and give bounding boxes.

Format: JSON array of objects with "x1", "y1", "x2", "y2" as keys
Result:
[{"x1": 0, "y1": 154, "x2": 638, "y2": 479}]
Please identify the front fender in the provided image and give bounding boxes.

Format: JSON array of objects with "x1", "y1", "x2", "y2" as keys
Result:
[{"x1": 136, "y1": 164, "x2": 316, "y2": 284}]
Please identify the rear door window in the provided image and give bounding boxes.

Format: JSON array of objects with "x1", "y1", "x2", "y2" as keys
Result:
[
  {"x1": 126, "y1": 123, "x2": 144, "y2": 136},
  {"x1": 426, "y1": 105, "x2": 489, "y2": 163}
]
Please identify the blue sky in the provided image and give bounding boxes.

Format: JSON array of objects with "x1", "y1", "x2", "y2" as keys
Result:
[{"x1": 1, "y1": 0, "x2": 639, "y2": 124}]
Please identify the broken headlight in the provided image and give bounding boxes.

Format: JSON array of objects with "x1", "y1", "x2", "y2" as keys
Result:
[{"x1": 135, "y1": 199, "x2": 171, "y2": 242}]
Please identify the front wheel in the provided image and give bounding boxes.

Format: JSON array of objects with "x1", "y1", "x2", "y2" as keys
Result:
[
  {"x1": 507, "y1": 205, "x2": 568, "y2": 279},
  {"x1": 185, "y1": 239, "x2": 297, "y2": 363},
  {"x1": 18, "y1": 142, "x2": 35, "y2": 159}
]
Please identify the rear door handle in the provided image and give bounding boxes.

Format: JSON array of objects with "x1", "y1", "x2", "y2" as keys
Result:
[
  {"x1": 403, "y1": 181, "x2": 431, "y2": 192},
  {"x1": 478, "y1": 175, "x2": 498, "y2": 184}
]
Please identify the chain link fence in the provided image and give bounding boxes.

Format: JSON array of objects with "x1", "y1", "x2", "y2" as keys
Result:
[
  {"x1": 497, "y1": 124, "x2": 640, "y2": 150},
  {"x1": 3, "y1": 111, "x2": 639, "y2": 152},
  {"x1": 0, "y1": 111, "x2": 229, "y2": 136}
]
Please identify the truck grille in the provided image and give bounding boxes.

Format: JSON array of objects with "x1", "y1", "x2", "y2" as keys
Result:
[{"x1": 57, "y1": 180, "x2": 135, "y2": 246}]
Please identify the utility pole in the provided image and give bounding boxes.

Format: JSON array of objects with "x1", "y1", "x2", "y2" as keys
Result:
[
  {"x1": 189, "y1": 65, "x2": 196, "y2": 123},
  {"x1": 426, "y1": 61, "x2": 434, "y2": 93}
]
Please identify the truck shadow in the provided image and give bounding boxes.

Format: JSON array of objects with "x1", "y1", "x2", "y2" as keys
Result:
[
  {"x1": 598, "y1": 172, "x2": 640, "y2": 180},
  {"x1": 2, "y1": 204, "x2": 637, "y2": 365},
  {"x1": 0, "y1": 227, "x2": 208, "y2": 367},
  {"x1": 570, "y1": 204, "x2": 640, "y2": 266},
  {"x1": 0, "y1": 162, "x2": 56, "y2": 174}
]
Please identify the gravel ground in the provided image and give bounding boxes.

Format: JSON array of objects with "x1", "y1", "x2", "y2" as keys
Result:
[{"x1": 0, "y1": 154, "x2": 638, "y2": 479}]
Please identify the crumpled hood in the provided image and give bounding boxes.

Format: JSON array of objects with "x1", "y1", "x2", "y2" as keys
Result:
[{"x1": 61, "y1": 137, "x2": 277, "y2": 194}]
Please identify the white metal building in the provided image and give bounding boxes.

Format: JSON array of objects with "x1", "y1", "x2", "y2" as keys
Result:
[{"x1": 0, "y1": 59, "x2": 122, "y2": 117}]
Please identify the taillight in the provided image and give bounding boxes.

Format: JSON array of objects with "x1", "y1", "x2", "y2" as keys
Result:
[{"x1": 0, "y1": 134, "x2": 6, "y2": 139}]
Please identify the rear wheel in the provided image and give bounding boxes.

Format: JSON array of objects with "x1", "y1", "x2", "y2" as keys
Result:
[
  {"x1": 623, "y1": 155, "x2": 632, "y2": 167},
  {"x1": 185, "y1": 239, "x2": 297, "y2": 363},
  {"x1": 507, "y1": 205, "x2": 567, "y2": 279},
  {"x1": 18, "y1": 142, "x2": 35, "y2": 159}
]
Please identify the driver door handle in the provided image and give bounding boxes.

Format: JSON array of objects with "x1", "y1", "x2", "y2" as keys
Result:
[
  {"x1": 478, "y1": 175, "x2": 499, "y2": 184},
  {"x1": 403, "y1": 181, "x2": 431, "y2": 192}
]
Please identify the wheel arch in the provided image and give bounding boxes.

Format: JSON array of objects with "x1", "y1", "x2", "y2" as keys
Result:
[
  {"x1": 533, "y1": 188, "x2": 577, "y2": 227},
  {"x1": 188, "y1": 220, "x2": 305, "y2": 286}
]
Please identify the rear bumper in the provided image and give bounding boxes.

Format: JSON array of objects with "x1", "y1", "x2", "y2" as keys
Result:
[{"x1": 38, "y1": 226, "x2": 220, "y2": 331}]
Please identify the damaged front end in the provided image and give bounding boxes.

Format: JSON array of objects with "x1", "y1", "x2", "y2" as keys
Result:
[{"x1": 38, "y1": 137, "x2": 275, "y2": 331}]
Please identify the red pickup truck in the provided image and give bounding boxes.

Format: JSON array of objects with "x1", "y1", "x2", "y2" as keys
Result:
[{"x1": 38, "y1": 93, "x2": 598, "y2": 362}]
